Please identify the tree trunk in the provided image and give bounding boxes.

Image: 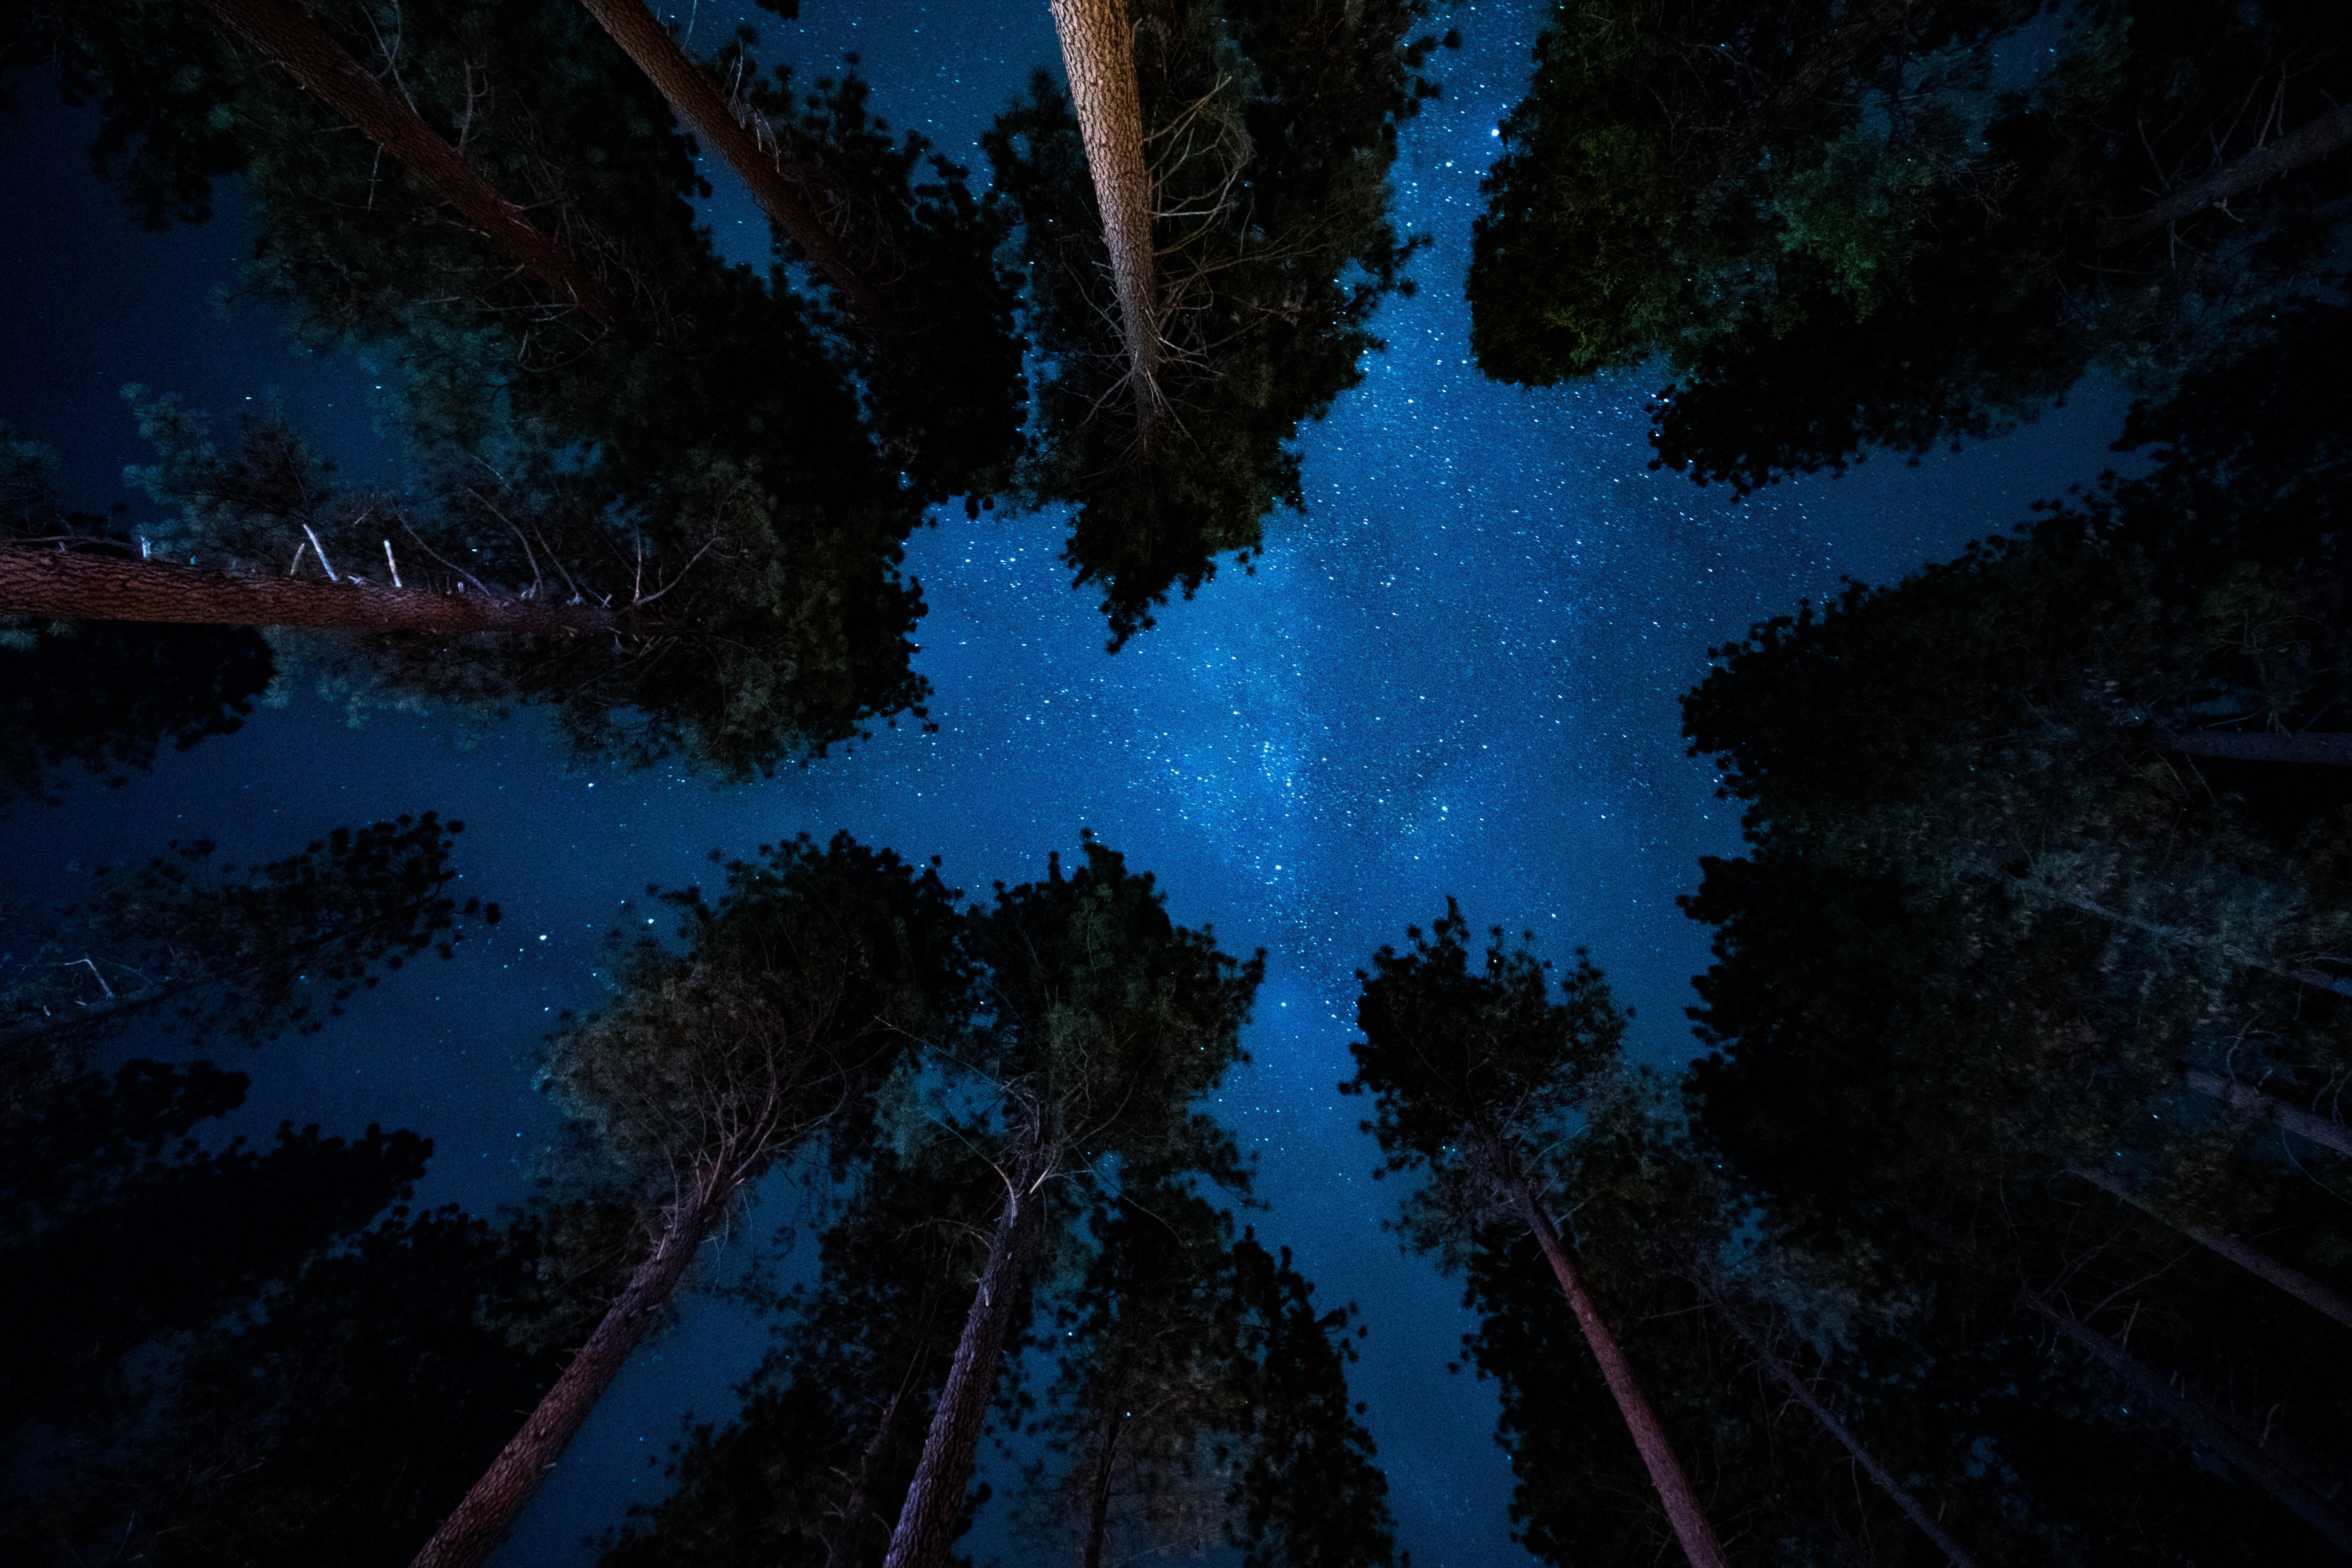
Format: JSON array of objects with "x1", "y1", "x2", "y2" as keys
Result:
[
  {"x1": 1080, "y1": 1405, "x2": 1126, "y2": 1568},
  {"x1": 2071, "y1": 1166, "x2": 2352, "y2": 1331},
  {"x1": 2147, "y1": 728, "x2": 2352, "y2": 767},
  {"x1": 576, "y1": 0, "x2": 894, "y2": 328},
  {"x1": 1047, "y1": 0, "x2": 1163, "y2": 433},
  {"x1": 2, "y1": 546, "x2": 621, "y2": 636},
  {"x1": 2020, "y1": 1287, "x2": 2352, "y2": 1555},
  {"x1": 200, "y1": 0, "x2": 622, "y2": 327},
  {"x1": 2180, "y1": 1069, "x2": 2352, "y2": 1158},
  {"x1": 2069, "y1": 896, "x2": 2352, "y2": 1001},
  {"x1": 410, "y1": 1192, "x2": 726, "y2": 1568},
  {"x1": 1707, "y1": 1294, "x2": 1978, "y2": 1566},
  {"x1": 1506, "y1": 1172, "x2": 1732, "y2": 1568},
  {"x1": 2105, "y1": 102, "x2": 2352, "y2": 246},
  {"x1": 881, "y1": 1173, "x2": 1047, "y2": 1568}
]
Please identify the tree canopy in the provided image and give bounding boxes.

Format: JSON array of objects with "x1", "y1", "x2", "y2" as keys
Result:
[{"x1": 1471, "y1": 0, "x2": 2352, "y2": 492}]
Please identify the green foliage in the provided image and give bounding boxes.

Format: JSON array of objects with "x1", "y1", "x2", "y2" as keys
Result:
[
  {"x1": 954, "y1": 835, "x2": 1263, "y2": 1180},
  {"x1": 1472, "y1": 0, "x2": 2352, "y2": 492},
  {"x1": 0, "y1": 812, "x2": 492, "y2": 1087},
  {"x1": 0, "y1": 1058, "x2": 426, "y2": 1438},
  {"x1": 986, "y1": 1, "x2": 1443, "y2": 646},
  {"x1": 1344, "y1": 902, "x2": 1627, "y2": 1251},
  {"x1": 1667, "y1": 302, "x2": 2352, "y2": 1558},
  {"x1": 124, "y1": 385, "x2": 930, "y2": 776}
]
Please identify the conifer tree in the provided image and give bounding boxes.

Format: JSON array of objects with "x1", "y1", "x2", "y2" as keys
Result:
[
  {"x1": 877, "y1": 836, "x2": 1263, "y2": 1568},
  {"x1": 986, "y1": 2, "x2": 1448, "y2": 645},
  {"x1": 1343, "y1": 907, "x2": 1730, "y2": 1568},
  {"x1": 1470, "y1": 0, "x2": 2352, "y2": 493},
  {"x1": 412, "y1": 832, "x2": 968, "y2": 1568}
]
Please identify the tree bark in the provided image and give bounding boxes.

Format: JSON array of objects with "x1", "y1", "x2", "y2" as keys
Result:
[
  {"x1": 2181, "y1": 1069, "x2": 2352, "y2": 1158},
  {"x1": 1507, "y1": 1172, "x2": 1732, "y2": 1568},
  {"x1": 575, "y1": 0, "x2": 894, "y2": 329},
  {"x1": 1047, "y1": 0, "x2": 1163, "y2": 433},
  {"x1": 2104, "y1": 102, "x2": 2352, "y2": 247},
  {"x1": 2, "y1": 546, "x2": 621, "y2": 636},
  {"x1": 2147, "y1": 728, "x2": 2352, "y2": 767},
  {"x1": 1080, "y1": 1406, "x2": 1126, "y2": 1568},
  {"x1": 2020, "y1": 1287, "x2": 2352, "y2": 1555},
  {"x1": 1708, "y1": 1295, "x2": 1978, "y2": 1566},
  {"x1": 2072, "y1": 1166, "x2": 2352, "y2": 1330},
  {"x1": 200, "y1": 0, "x2": 622, "y2": 327},
  {"x1": 881, "y1": 1172, "x2": 1047, "y2": 1568},
  {"x1": 410, "y1": 1191, "x2": 727, "y2": 1568}
]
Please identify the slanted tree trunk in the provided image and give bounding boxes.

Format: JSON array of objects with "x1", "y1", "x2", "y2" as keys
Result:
[
  {"x1": 2180, "y1": 1070, "x2": 2352, "y2": 1158},
  {"x1": 1080, "y1": 1405, "x2": 1126, "y2": 1568},
  {"x1": 2143, "y1": 727, "x2": 2352, "y2": 766},
  {"x1": 2105, "y1": 102, "x2": 2352, "y2": 246},
  {"x1": 1047, "y1": 0, "x2": 1163, "y2": 433},
  {"x1": 576, "y1": 0, "x2": 894, "y2": 328},
  {"x1": 2, "y1": 546, "x2": 621, "y2": 636},
  {"x1": 2020, "y1": 1287, "x2": 2352, "y2": 1555},
  {"x1": 1505, "y1": 1171, "x2": 1731, "y2": 1568},
  {"x1": 1706, "y1": 1292, "x2": 1978, "y2": 1566},
  {"x1": 2068, "y1": 896, "x2": 2352, "y2": 1000},
  {"x1": 2071, "y1": 1166, "x2": 2352, "y2": 1330},
  {"x1": 410, "y1": 1187, "x2": 731, "y2": 1568},
  {"x1": 881, "y1": 1170, "x2": 1049, "y2": 1568},
  {"x1": 200, "y1": 0, "x2": 622, "y2": 327}
]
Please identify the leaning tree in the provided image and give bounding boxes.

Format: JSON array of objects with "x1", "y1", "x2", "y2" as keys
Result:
[
  {"x1": 410, "y1": 832, "x2": 969, "y2": 1568},
  {"x1": 1343, "y1": 904, "x2": 1730, "y2": 1568}
]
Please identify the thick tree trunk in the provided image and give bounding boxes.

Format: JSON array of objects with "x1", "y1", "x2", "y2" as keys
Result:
[
  {"x1": 2148, "y1": 728, "x2": 2352, "y2": 767},
  {"x1": 881, "y1": 1174, "x2": 1046, "y2": 1568},
  {"x1": 2181, "y1": 1069, "x2": 2352, "y2": 1158},
  {"x1": 410, "y1": 1192, "x2": 726, "y2": 1568},
  {"x1": 2020, "y1": 1287, "x2": 2352, "y2": 1555},
  {"x1": 2072, "y1": 1165, "x2": 2352, "y2": 1330},
  {"x1": 576, "y1": 0, "x2": 893, "y2": 328},
  {"x1": 200, "y1": 0, "x2": 622, "y2": 327},
  {"x1": 1708, "y1": 1296, "x2": 1978, "y2": 1566},
  {"x1": 1507, "y1": 1172, "x2": 1731, "y2": 1568},
  {"x1": 2, "y1": 547, "x2": 620, "y2": 636},
  {"x1": 2105, "y1": 102, "x2": 2352, "y2": 246},
  {"x1": 1047, "y1": 0, "x2": 1163, "y2": 432}
]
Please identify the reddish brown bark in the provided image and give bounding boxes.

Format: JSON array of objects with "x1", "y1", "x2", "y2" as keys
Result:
[
  {"x1": 881, "y1": 1172, "x2": 1047, "y2": 1568},
  {"x1": 409, "y1": 1192, "x2": 728, "y2": 1568},
  {"x1": 2072, "y1": 1166, "x2": 2352, "y2": 1331},
  {"x1": 2183, "y1": 1069, "x2": 2352, "y2": 1158},
  {"x1": 1508, "y1": 1172, "x2": 1731, "y2": 1568},
  {"x1": 2, "y1": 546, "x2": 620, "y2": 636},
  {"x1": 576, "y1": 0, "x2": 893, "y2": 328},
  {"x1": 200, "y1": 0, "x2": 622, "y2": 327},
  {"x1": 2105, "y1": 102, "x2": 2352, "y2": 246},
  {"x1": 1048, "y1": 0, "x2": 1163, "y2": 431},
  {"x1": 2021, "y1": 1287, "x2": 2352, "y2": 1553}
]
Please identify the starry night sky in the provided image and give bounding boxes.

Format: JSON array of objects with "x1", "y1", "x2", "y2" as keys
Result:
[{"x1": 0, "y1": 4, "x2": 2138, "y2": 1563}]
